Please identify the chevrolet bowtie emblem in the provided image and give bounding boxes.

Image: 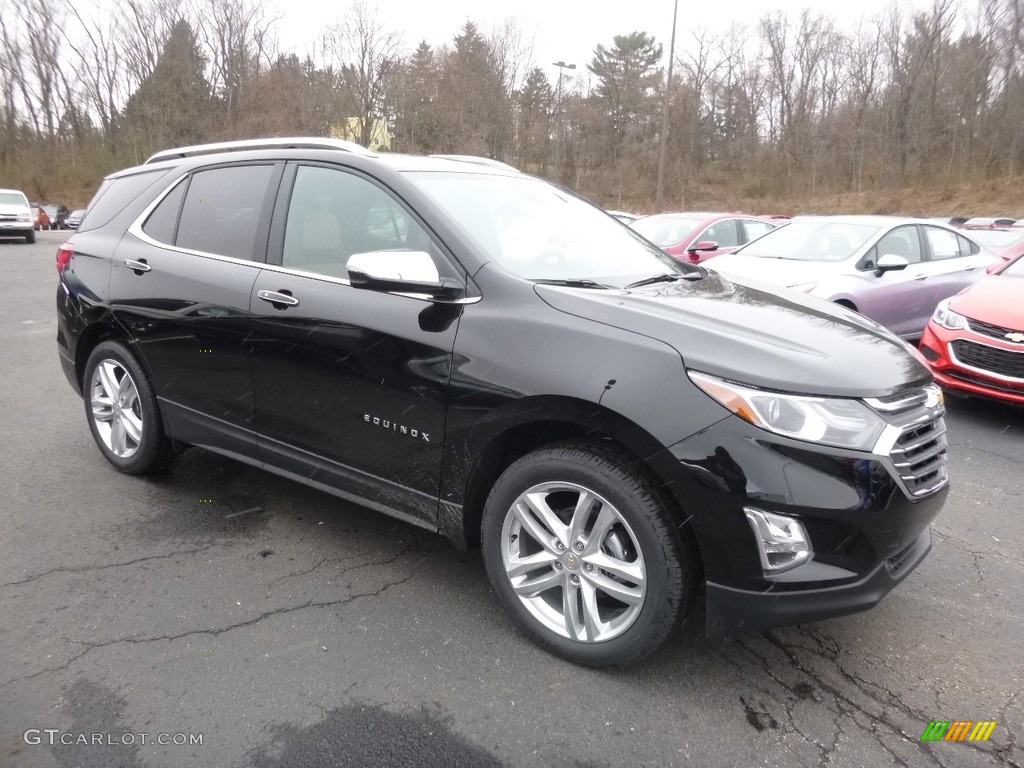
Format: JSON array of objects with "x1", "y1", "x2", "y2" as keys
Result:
[{"x1": 1005, "y1": 331, "x2": 1024, "y2": 343}]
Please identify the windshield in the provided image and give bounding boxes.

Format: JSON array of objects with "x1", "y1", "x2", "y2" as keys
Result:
[
  {"x1": 736, "y1": 221, "x2": 879, "y2": 262},
  {"x1": 406, "y1": 172, "x2": 682, "y2": 287},
  {"x1": 629, "y1": 216, "x2": 704, "y2": 247},
  {"x1": 966, "y1": 229, "x2": 1024, "y2": 249},
  {"x1": 0, "y1": 192, "x2": 28, "y2": 207}
]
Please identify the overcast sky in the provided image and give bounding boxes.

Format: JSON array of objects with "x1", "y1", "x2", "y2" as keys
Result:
[{"x1": 265, "y1": 0, "x2": 936, "y2": 87}]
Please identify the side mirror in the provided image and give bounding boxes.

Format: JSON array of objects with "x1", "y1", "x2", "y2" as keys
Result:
[
  {"x1": 874, "y1": 254, "x2": 909, "y2": 276},
  {"x1": 688, "y1": 240, "x2": 719, "y2": 253},
  {"x1": 347, "y1": 250, "x2": 463, "y2": 300}
]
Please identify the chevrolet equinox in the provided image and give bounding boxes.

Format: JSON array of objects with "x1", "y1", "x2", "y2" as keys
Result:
[{"x1": 56, "y1": 138, "x2": 949, "y2": 666}]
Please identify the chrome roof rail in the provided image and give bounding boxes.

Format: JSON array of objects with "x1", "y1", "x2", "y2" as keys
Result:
[
  {"x1": 144, "y1": 137, "x2": 376, "y2": 165},
  {"x1": 429, "y1": 154, "x2": 520, "y2": 172}
]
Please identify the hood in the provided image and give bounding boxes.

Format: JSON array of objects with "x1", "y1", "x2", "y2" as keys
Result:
[
  {"x1": 0, "y1": 203, "x2": 31, "y2": 215},
  {"x1": 535, "y1": 272, "x2": 931, "y2": 399},
  {"x1": 950, "y1": 274, "x2": 1024, "y2": 330},
  {"x1": 708, "y1": 254, "x2": 846, "y2": 287}
]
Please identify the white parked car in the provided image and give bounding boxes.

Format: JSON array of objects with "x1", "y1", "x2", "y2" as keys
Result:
[{"x1": 0, "y1": 188, "x2": 35, "y2": 243}]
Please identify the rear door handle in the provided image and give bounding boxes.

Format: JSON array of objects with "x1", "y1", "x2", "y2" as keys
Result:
[
  {"x1": 122, "y1": 259, "x2": 151, "y2": 274},
  {"x1": 257, "y1": 289, "x2": 299, "y2": 308}
]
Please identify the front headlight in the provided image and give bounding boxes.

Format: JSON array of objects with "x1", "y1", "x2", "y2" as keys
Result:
[
  {"x1": 17, "y1": 214, "x2": 31, "y2": 223},
  {"x1": 688, "y1": 371, "x2": 887, "y2": 451},
  {"x1": 931, "y1": 299, "x2": 965, "y2": 330}
]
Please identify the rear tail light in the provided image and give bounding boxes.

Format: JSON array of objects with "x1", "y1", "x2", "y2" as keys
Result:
[{"x1": 56, "y1": 243, "x2": 73, "y2": 275}]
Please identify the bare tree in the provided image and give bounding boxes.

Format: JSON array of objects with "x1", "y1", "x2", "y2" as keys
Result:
[{"x1": 325, "y1": 0, "x2": 401, "y2": 148}]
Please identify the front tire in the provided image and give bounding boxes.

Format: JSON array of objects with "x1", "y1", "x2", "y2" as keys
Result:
[
  {"x1": 25, "y1": 230, "x2": 35, "y2": 244},
  {"x1": 82, "y1": 341, "x2": 178, "y2": 474},
  {"x1": 481, "y1": 442, "x2": 693, "y2": 667}
]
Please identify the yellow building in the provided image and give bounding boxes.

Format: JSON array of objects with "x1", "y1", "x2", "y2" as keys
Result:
[{"x1": 331, "y1": 118, "x2": 392, "y2": 151}]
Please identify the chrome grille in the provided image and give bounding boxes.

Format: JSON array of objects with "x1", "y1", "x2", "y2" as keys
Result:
[
  {"x1": 951, "y1": 339, "x2": 1024, "y2": 380},
  {"x1": 869, "y1": 384, "x2": 949, "y2": 498},
  {"x1": 966, "y1": 316, "x2": 1024, "y2": 342},
  {"x1": 889, "y1": 417, "x2": 948, "y2": 496}
]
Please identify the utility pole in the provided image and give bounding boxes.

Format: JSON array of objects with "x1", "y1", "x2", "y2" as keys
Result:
[
  {"x1": 655, "y1": 0, "x2": 679, "y2": 212},
  {"x1": 552, "y1": 60, "x2": 576, "y2": 183}
]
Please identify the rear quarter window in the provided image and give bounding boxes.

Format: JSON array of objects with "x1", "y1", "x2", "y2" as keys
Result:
[{"x1": 78, "y1": 168, "x2": 174, "y2": 233}]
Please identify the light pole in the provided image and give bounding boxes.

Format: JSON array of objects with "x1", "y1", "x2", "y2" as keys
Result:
[
  {"x1": 655, "y1": 0, "x2": 679, "y2": 212},
  {"x1": 553, "y1": 60, "x2": 576, "y2": 182}
]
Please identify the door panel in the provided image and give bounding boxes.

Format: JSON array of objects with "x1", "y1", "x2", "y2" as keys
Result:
[
  {"x1": 919, "y1": 226, "x2": 989, "y2": 313},
  {"x1": 109, "y1": 235, "x2": 262, "y2": 452},
  {"x1": 852, "y1": 225, "x2": 930, "y2": 338},
  {"x1": 248, "y1": 271, "x2": 460, "y2": 525},
  {"x1": 249, "y1": 163, "x2": 464, "y2": 526}
]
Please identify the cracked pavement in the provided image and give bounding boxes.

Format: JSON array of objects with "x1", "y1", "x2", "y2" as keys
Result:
[{"x1": 1, "y1": 232, "x2": 1021, "y2": 767}]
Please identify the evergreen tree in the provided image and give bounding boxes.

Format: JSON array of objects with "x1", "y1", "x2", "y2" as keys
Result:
[
  {"x1": 588, "y1": 32, "x2": 663, "y2": 152},
  {"x1": 120, "y1": 20, "x2": 212, "y2": 157}
]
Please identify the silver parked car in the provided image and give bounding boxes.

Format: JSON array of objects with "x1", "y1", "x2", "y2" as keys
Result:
[{"x1": 708, "y1": 216, "x2": 1001, "y2": 339}]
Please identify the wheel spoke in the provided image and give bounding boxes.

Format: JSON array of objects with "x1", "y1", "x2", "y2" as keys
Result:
[
  {"x1": 511, "y1": 568, "x2": 562, "y2": 598},
  {"x1": 583, "y1": 504, "x2": 619, "y2": 555},
  {"x1": 583, "y1": 569, "x2": 644, "y2": 605},
  {"x1": 579, "y1": 580, "x2": 607, "y2": 641},
  {"x1": 506, "y1": 549, "x2": 559, "y2": 578},
  {"x1": 562, "y1": 580, "x2": 584, "y2": 640},
  {"x1": 109, "y1": 417, "x2": 128, "y2": 456},
  {"x1": 121, "y1": 410, "x2": 143, "y2": 443},
  {"x1": 515, "y1": 494, "x2": 567, "y2": 549},
  {"x1": 118, "y1": 371, "x2": 137, "y2": 400},
  {"x1": 97, "y1": 362, "x2": 120, "y2": 400},
  {"x1": 91, "y1": 397, "x2": 114, "y2": 422},
  {"x1": 584, "y1": 551, "x2": 645, "y2": 585},
  {"x1": 568, "y1": 490, "x2": 597, "y2": 543}
]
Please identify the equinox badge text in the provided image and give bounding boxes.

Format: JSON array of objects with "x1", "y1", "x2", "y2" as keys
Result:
[{"x1": 364, "y1": 414, "x2": 430, "y2": 441}]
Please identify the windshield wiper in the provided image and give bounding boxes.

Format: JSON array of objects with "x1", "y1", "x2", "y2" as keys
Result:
[
  {"x1": 625, "y1": 270, "x2": 704, "y2": 289},
  {"x1": 533, "y1": 278, "x2": 610, "y2": 289}
]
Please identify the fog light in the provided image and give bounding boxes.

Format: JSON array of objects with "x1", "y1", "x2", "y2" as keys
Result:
[
  {"x1": 919, "y1": 344, "x2": 939, "y2": 362},
  {"x1": 744, "y1": 507, "x2": 812, "y2": 573}
]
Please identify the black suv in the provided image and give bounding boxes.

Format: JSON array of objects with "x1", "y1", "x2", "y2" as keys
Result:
[{"x1": 56, "y1": 138, "x2": 949, "y2": 667}]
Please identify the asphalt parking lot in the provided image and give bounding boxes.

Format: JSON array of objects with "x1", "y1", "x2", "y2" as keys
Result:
[{"x1": 1, "y1": 230, "x2": 1021, "y2": 768}]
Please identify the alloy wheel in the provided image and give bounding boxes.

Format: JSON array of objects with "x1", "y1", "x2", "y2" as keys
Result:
[
  {"x1": 89, "y1": 359, "x2": 144, "y2": 458},
  {"x1": 500, "y1": 481, "x2": 647, "y2": 642}
]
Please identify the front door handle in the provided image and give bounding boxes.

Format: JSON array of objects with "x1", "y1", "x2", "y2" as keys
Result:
[
  {"x1": 913, "y1": 274, "x2": 928, "y2": 281},
  {"x1": 122, "y1": 259, "x2": 151, "y2": 274},
  {"x1": 257, "y1": 289, "x2": 299, "y2": 308}
]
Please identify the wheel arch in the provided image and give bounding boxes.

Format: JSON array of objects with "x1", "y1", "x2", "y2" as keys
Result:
[{"x1": 446, "y1": 395, "x2": 704, "y2": 576}]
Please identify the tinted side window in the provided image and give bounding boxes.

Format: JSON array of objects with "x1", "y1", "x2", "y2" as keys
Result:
[
  {"x1": 142, "y1": 180, "x2": 186, "y2": 243},
  {"x1": 876, "y1": 226, "x2": 923, "y2": 264},
  {"x1": 924, "y1": 227, "x2": 962, "y2": 261},
  {"x1": 742, "y1": 220, "x2": 774, "y2": 242},
  {"x1": 282, "y1": 165, "x2": 436, "y2": 279},
  {"x1": 698, "y1": 219, "x2": 739, "y2": 248},
  {"x1": 958, "y1": 234, "x2": 980, "y2": 256},
  {"x1": 78, "y1": 169, "x2": 172, "y2": 233},
  {"x1": 176, "y1": 165, "x2": 274, "y2": 260}
]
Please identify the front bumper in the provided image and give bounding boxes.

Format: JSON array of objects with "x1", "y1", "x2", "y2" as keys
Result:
[
  {"x1": 657, "y1": 405, "x2": 948, "y2": 638},
  {"x1": 706, "y1": 526, "x2": 932, "y2": 637},
  {"x1": 920, "y1": 322, "x2": 1024, "y2": 405}
]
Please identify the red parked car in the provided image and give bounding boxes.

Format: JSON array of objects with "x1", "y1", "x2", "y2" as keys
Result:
[
  {"x1": 628, "y1": 212, "x2": 779, "y2": 263},
  {"x1": 919, "y1": 253, "x2": 1024, "y2": 405}
]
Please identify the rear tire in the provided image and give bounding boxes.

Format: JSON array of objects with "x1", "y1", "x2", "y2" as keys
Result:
[
  {"x1": 481, "y1": 441, "x2": 693, "y2": 667},
  {"x1": 82, "y1": 341, "x2": 179, "y2": 474}
]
